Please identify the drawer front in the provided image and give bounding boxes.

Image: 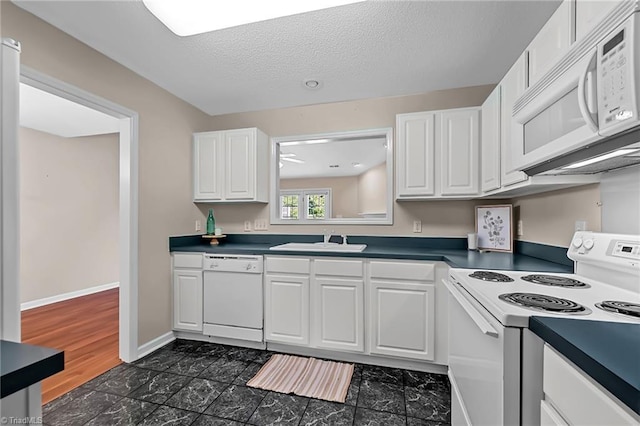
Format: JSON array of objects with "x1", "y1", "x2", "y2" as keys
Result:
[
  {"x1": 370, "y1": 260, "x2": 435, "y2": 281},
  {"x1": 266, "y1": 256, "x2": 311, "y2": 275},
  {"x1": 173, "y1": 253, "x2": 203, "y2": 269},
  {"x1": 543, "y1": 345, "x2": 638, "y2": 425},
  {"x1": 314, "y1": 259, "x2": 363, "y2": 277}
]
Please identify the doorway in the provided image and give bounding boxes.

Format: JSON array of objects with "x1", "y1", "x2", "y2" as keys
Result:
[{"x1": 1, "y1": 63, "x2": 139, "y2": 369}]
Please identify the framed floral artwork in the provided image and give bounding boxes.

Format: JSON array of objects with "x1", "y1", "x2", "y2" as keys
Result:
[{"x1": 475, "y1": 204, "x2": 513, "y2": 252}]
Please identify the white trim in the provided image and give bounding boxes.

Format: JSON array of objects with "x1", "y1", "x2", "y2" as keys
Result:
[
  {"x1": 1, "y1": 39, "x2": 22, "y2": 341},
  {"x1": 137, "y1": 331, "x2": 175, "y2": 358},
  {"x1": 16, "y1": 66, "x2": 139, "y2": 362},
  {"x1": 20, "y1": 282, "x2": 120, "y2": 311}
]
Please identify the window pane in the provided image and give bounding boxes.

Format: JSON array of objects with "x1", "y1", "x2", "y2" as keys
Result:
[
  {"x1": 280, "y1": 194, "x2": 299, "y2": 219},
  {"x1": 306, "y1": 194, "x2": 326, "y2": 219}
]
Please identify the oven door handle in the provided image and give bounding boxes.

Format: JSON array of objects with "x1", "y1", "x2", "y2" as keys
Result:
[{"x1": 443, "y1": 279, "x2": 499, "y2": 338}]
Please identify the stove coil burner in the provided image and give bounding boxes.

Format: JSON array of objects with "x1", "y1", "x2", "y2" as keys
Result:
[
  {"x1": 469, "y1": 271, "x2": 514, "y2": 282},
  {"x1": 521, "y1": 274, "x2": 589, "y2": 288},
  {"x1": 595, "y1": 301, "x2": 640, "y2": 318},
  {"x1": 498, "y1": 292, "x2": 590, "y2": 314}
]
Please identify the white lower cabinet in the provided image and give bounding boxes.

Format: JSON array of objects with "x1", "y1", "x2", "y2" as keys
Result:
[
  {"x1": 312, "y1": 277, "x2": 364, "y2": 352},
  {"x1": 541, "y1": 344, "x2": 640, "y2": 425},
  {"x1": 172, "y1": 253, "x2": 204, "y2": 332},
  {"x1": 264, "y1": 274, "x2": 310, "y2": 345},
  {"x1": 368, "y1": 260, "x2": 437, "y2": 361},
  {"x1": 264, "y1": 256, "x2": 444, "y2": 364},
  {"x1": 369, "y1": 280, "x2": 436, "y2": 361}
]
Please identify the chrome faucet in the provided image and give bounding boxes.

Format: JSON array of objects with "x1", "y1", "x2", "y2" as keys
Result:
[{"x1": 323, "y1": 229, "x2": 335, "y2": 244}]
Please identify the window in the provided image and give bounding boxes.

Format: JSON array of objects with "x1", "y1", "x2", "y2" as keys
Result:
[
  {"x1": 280, "y1": 193, "x2": 299, "y2": 220},
  {"x1": 279, "y1": 189, "x2": 331, "y2": 221}
]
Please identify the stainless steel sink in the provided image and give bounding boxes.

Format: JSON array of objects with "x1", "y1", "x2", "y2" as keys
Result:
[{"x1": 269, "y1": 242, "x2": 367, "y2": 252}]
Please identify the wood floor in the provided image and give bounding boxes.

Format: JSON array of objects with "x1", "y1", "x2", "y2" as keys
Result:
[{"x1": 21, "y1": 288, "x2": 121, "y2": 404}]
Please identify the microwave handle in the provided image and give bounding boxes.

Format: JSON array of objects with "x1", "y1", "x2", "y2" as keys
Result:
[{"x1": 577, "y1": 49, "x2": 599, "y2": 132}]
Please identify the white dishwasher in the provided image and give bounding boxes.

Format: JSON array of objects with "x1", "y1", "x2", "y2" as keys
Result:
[{"x1": 202, "y1": 254, "x2": 264, "y2": 342}]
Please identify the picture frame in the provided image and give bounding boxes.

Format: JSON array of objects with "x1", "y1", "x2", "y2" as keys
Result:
[{"x1": 475, "y1": 204, "x2": 513, "y2": 253}]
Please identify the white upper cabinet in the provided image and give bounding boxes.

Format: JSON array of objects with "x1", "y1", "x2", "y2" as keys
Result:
[
  {"x1": 481, "y1": 85, "x2": 502, "y2": 193},
  {"x1": 396, "y1": 107, "x2": 480, "y2": 199},
  {"x1": 439, "y1": 108, "x2": 480, "y2": 195},
  {"x1": 193, "y1": 132, "x2": 224, "y2": 201},
  {"x1": 500, "y1": 53, "x2": 529, "y2": 187},
  {"x1": 396, "y1": 112, "x2": 436, "y2": 197},
  {"x1": 528, "y1": 0, "x2": 575, "y2": 87},
  {"x1": 193, "y1": 127, "x2": 268, "y2": 202},
  {"x1": 575, "y1": 0, "x2": 624, "y2": 41}
]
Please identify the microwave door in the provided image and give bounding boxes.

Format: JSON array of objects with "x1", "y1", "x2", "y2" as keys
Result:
[{"x1": 512, "y1": 50, "x2": 603, "y2": 172}]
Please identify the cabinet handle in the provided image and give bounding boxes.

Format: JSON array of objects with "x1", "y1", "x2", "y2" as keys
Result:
[{"x1": 442, "y1": 279, "x2": 499, "y2": 337}]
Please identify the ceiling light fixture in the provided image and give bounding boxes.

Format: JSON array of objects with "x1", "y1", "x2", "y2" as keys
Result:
[
  {"x1": 303, "y1": 79, "x2": 322, "y2": 90},
  {"x1": 142, "y1": 0, "x2": 364, "y2": 36},
  {"x1": 562, "y1": 148, "x2": 640, "y2": 169}
]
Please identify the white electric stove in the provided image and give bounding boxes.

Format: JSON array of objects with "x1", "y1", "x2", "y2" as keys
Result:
[{"x1": 444, "y1": 231, "x2": 640, "y2": 426}]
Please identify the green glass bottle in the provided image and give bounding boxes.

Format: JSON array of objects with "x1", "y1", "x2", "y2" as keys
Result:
[{"x1": 206, "y1": 208, "x2": 215, "y2": 235}]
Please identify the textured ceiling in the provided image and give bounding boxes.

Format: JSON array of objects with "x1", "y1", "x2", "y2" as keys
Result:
[
  {"x1": 12, "y1": 0, "x2": 561, "y2": 116},
  {"x1": 20, "y1": 83, "x2": 120, "y2": 137}
]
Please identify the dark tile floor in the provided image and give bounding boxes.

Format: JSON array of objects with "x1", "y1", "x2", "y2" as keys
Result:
[{"x1": 43, "y1": 339, "x2": 451, "y2": 425}]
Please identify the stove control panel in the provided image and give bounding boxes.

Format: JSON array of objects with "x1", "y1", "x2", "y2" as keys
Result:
[
  {"x1": 569, "y1": 232, "x2": 640, "y2": 269},
  {"x1": 610, "y1": 240, "x2": 640, "y2": 260}
]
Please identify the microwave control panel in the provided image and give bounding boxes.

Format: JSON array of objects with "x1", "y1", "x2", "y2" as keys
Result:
[{"x1": 598, "y1": 12, "x2": 638, "y2": 135}]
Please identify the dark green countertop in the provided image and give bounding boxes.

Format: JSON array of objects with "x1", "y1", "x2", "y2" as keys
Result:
[
  {"x1": 530, "y1": 317, "x2": 640, "y2": 415},
  {"x1": 169, "y1": 234, "x2": 573, "y2": 273},
  {"x1": 1, "y1": 340, "x2": 64, "y2": 398}
]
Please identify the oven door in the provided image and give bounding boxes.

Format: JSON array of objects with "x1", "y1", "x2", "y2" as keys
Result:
[
  {"x1": 444, "y1": 278, "x2": 521, "y2": 426},
  {"x1": 512, "y1": 48, "x2": 602, "y2": 172}
]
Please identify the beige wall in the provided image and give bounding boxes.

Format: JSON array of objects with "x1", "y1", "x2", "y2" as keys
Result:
[
  {"x1": 511, "y1": 184, "x2": 601, "y2": 247},
  {"x1": 280, "y1": 176, "x2": 359, "y2": 218},
  {"x1": 203, "y1": 84, "x2": 494, "y2": 236},
  {"x1": 2, "y1": 3, "x2": 211, "y2": 344},
  {"x1": 357, "y1": 163, "x2": 387, "y2": 214},
  {"x1": 19, "y1": 128, "x2": 119, "y2": 303}
]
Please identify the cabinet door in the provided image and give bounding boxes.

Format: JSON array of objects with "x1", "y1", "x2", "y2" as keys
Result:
[
  {"x1": 193, "y1": 132, "x2": 224, "y2": 201},
  {"x1": 440, "y1": 108, "x2": 480, "y2": 196},
  {"x1": 528, "y1": 0, "x2": 574, "y2": 87},
  {"x1": 265, "y1": 274, "x2": 310, "y2": 345},
  {"x1": 224, "y1": 128, "x2": 255, "y2": 200},
  {"x1": 501, "y1": 53, "x2": 529, "y2": 187},
  {"x1": 369, "y1": 280, "x2": 435, "y2": 361},
  {"x1": 312, "y1": 277, "x2": 364, "y2": 352},
  {"x1": 173, "y1": 269, "x2": 203, "y2": 332},
  {"x1": 575, "y1": 0, "x2": 623, "y2": 41},
  {"x1": 396, "y1": 112, "x2": 436, "y2": 197},
  {"x1": 481, "y1": 86, "x2": 501, "y2": 193}
]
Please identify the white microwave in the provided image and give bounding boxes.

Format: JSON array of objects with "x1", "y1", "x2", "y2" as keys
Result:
[{"x1": 512, "y1": 3, "x2": 640, "y2": 174}]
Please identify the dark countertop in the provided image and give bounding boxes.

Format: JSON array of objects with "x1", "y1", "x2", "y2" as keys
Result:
[
  {"x1": 170, "y1": 234, "x2": 572, "y2": 273},
  {"x1": 529, "y1": 317, "x2": 640, "y2": 415},
  {"x1": 1, "y1": 340, "x2": 64, "y2": 398}
]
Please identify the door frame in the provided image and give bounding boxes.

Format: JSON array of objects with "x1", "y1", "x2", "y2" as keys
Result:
[{"x1": 4, "y1": 64, "x2": 139, "y2": 362}]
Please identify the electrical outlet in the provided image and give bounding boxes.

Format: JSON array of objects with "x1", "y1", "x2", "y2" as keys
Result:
[
  {"x1": 254, "y1": 219, "x2": 268, "y2": 231},
  {"x1": 517, "y1": 220, "x2": 523, "y2": 236},
  {"x1": 575, "y1": 220, "x2": 587, "y2": 231},
  {"x1": 413, "y1": 220, "x2": 422, "y2": 233},
  {"x1": 195, "y1": 220, "x2": 202, "y2": 232},
  {"x1": 244, "y1": 221, "x2": 252, "y2": 232}
]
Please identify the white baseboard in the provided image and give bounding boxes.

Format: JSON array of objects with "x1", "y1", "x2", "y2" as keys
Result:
[
  {"x1": 21, "y1": 282, "x2": 120, "y2": 311},
  {"x1": 137, "y1": 331, "x2": 176, "y2": 359}
]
